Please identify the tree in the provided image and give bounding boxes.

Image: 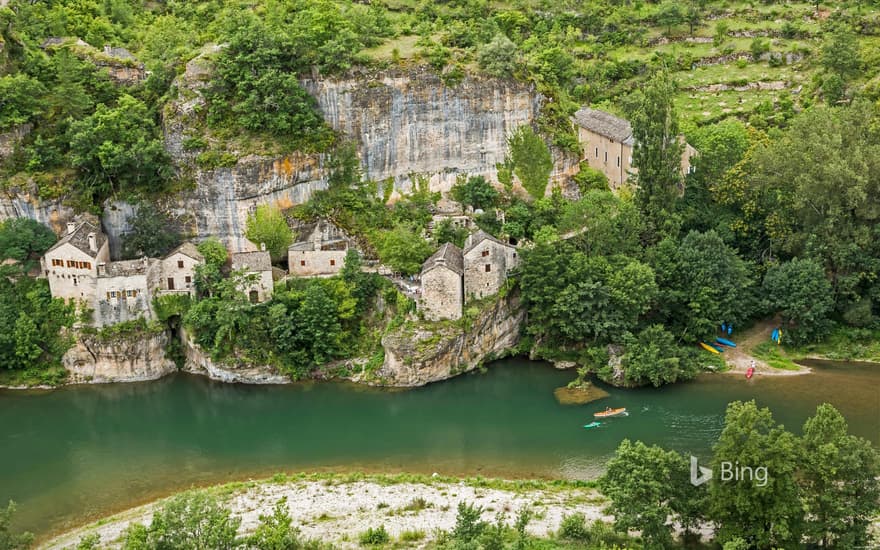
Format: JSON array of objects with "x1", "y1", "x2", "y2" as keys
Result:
[
  {"x1": 67, "y1": 94, "x2": 173, "y2": 199},
  {"x1": 800, "y1": 404, "x2": 880, "y2": 548},
  {"x1": 432, "y1": 219, "x2": 468, "y2": 249},
  {"x1": 763, "y1": 259, "x2": 835, "y2": 344},
  {"x1": 615, "y1": 325, "x2": 701, "y2": 387},
  {"x1": 508, "y1": 126, "x2": 553, "y2": 200},
  {"x1": 450, "y1": 175, "x2": 499, "y2": 211},
  {"x1": 246, "y1": 497, "x2": 303, "y2": 550},
  {"x1": 572, "y1": 164, "x2": 609, "y2": 194},
  {"x1": 631, "y1": 70, "x2": 684, "y2": 237},
  {"x1": 0, "y1": 501, "x2": 34, "y2": 550},
  {"x1": 709, "y1": 401, "x2": 803, "y2": 548},
  {"x1": 821, "y1": 25, "x2": 861, "y2": 82},
  {"x1": 0, "y1": 74, "x2": 45, "y2": 130},
  {"x1": 373, "y1": 225, "x2": 432, "y2": 275},
  {"x1": 655, "y1": 1, "x2": 684, "y2": 35},
  {"x1": 124, "y1": 491, "x2": 240, "y2": 550},
  {"x1": 478, "y1": 34, "x2": 518, "y2": 78},
  {"x1": 194, "y1": 238, "x2": 229, "y2": 296},
  {"x1": 650, "y1": 230, "x2": 754, "y2": 342},
  {"x1": 122, "y1": 204, "x2": 181, "y2": 259},
  {"x1": 245, "y1": 204, "x2": 292, "y2": 263},
  {"x1": 0, "y1": 218, "x2": 57, "y2": 267},
  {"x1": 600, "y1": 439, "x2": 687, "y2": 548}
]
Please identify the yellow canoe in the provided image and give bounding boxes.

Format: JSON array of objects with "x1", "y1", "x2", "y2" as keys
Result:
[{"x1": 700, "y1": 342, "x2": 721, "y2": 354}]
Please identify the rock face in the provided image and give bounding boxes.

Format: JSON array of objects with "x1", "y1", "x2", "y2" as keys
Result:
[
  {"x1": 377, "y1": 291, "x2": 525, "y2": 386},
  {"x1": 63, "y1": 331, "x2": 177, "y2": 383},
  {"x1": 181, "y1": 331, "x2": 291, "y2": 384}
]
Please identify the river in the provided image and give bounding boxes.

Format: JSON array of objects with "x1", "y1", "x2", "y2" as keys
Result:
[{"x1": 1, "y1": 358, "x2": 877, "y2": 538}]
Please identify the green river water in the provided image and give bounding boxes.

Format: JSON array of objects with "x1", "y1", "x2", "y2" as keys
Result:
[{"x1": 1, "y1": 358, "x2": 878, "y2": 538}]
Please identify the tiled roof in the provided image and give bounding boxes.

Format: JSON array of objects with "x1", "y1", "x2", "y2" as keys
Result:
[
  {"x1": 572, "y1": 108, "x2": 634, "y2": 143},
  {"x1": 232, "y1": 251, "x2": 272, "y2": 273},
  {"x1": 164, "y1": 241, "x2": 204, "y2": 262},
  {"x1": 463, "y1": 229, "x2": 510, "y2": 255},
  {"x1": 45, "y1": 221, "x2": 107, "y2": 258},
  {"x1": 288, "y1": 219, "x2": 352, "y2": 252},
  {"x1": 422, "y1": 242, "x2": 463, "y2": 276}
]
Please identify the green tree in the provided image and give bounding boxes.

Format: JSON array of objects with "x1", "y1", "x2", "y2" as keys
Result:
[
  {"x1": 246, "y1": 497, "x2": 303, "y2": 550},
  {"x1": 245, "y1": 204, "x2": 293, "y2": 263},
  {"x1": 450, "y1": 175, "x2": 499, "y2": 211},
  {"x1": 478, "y1": 33, "x2": 519, "y2": 78},
  {"x1": 600, "y1": 439, "x2": 685, "y2": 548},
  {"x1": 650, "y1": 230, "x2": 753, "y2": 342},
  {"x1": 655, "y1": 1, "x2": 684, "y2": 35},
  {"x1": 67, "y1": 94, "x2": 173, "y2": 199},
  {"x1": 194, "y1": 238, "x2": 229, "y2": 297},
  {"x1": 0, "y1": 218, "x2": 57, "y2": 267},
  {"x1": 710, "y1": 401, "x2": 803, "y2": 548},
  {"x1": 122, "y1": 204, "x2": 181, "y2": 259},
  {"x1": 763, "y1": 259, "x2": 835, "y2": 344},
  {"x1": 614, "y1": 325, "x2": 701, "y2": 387},
  {"x1": 508, "y1": 126, "x2": 552, "y2": 200},
  {"x1": 572, "y1": 164, "x2": 609, "y2": 194},
  {"x1": 631, "y1": 70, "x2": 684, "y2": 237},
  {"x1": 0, "y1": 501, "x2": 34, "y2": 550},
  {"x1": 820, "y1": 25, "x2": 861, "y2": 82},
  {"x1": 432, "y1": 219, "x2": 468, "y2": 249},
  {"x1": 0, "y1": 74, "x2": 45, "y2": 130},
  {"x1": 373, "y1": 225, "x2": 432, "y2": 275},
  {"x1": 125, "y1": 491, "x2": 240, "y2": 550},
  {"x1": 800, "y1": 404, "x2": 880, "y2": 548}
]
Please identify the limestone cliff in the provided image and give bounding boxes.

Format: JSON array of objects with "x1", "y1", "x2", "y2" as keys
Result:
[
  {"x1": 376, "y1": 292, "x2": 525, "y2": 386},
  {"x1": 63, "y1": 330, "x2": 177, "y2": 383},
  {"x1": 181, "y1": 330, "x2": 291, "y2": 384}
]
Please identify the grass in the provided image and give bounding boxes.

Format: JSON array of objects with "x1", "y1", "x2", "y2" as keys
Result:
[
  {"x1": 751, "y1": 340, "x2": 801, "y2": 370},
  {"x1": 784, "y1": 326, "x2": 880, "y2": 363},
  {"x1": 0, "y1": 365, "x2": 68, "y2": 387}
]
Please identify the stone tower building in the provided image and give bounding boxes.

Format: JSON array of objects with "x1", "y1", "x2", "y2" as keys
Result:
[
  {"x1": 462, "y1": 230, "x2": 518, "y2": 301},
  {"x1": 420, "y1": 242, "x2": 464, "y2": 321}
]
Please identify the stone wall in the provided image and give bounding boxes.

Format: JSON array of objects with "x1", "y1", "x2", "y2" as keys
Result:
[
  {"x1": 420, "y1": 266, "x2": 462, "y2": 321},
  {"x1": 378, "y1": 291, "x2": 524, "y2": 386},
  {"x1": 463, "y1": 242, "x2": 509, "y2": 301}
]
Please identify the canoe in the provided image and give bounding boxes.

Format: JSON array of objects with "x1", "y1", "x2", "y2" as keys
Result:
[
  {"x1": 583, "y1": 421, "x2": 602, "y2": 429},
  {"x1": 700, "y1": 342, "x2": 721, "y2": 354},
  {"x1": 715, "y1": 337, "x2": 737, "y2": 348},
  {"x1": 594, "y1": 407, "x2": 627, "y2": 418},
  {"x1": 746, "y1": 367, "x2": 755, "y2": 379}
]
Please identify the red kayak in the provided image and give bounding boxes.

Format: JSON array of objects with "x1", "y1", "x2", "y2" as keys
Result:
[{"x1": 746, "y1": 367, "x2": 755, "y2": 379}]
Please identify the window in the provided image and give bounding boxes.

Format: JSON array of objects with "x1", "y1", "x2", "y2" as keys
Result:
[
  {"x1": 617, "y1": 156, "x2": 620, "y2": 167},
  {"x1": 110, "y1": 291, "x2": 117, "y2": 298},
  {"x1": 481, "y1": 250, "x2": 489, "y2": 257},
  {"x1": 185, "y1": 276, "x2": 191, "y2": 284},
  {"x1": 67, "y1": 260, "x2": 75, "y2": 268},
  {"x1": 604, "y1": 151, "x2": 608, "y2": 162},
  {"x1": 167, "y1": 277, "x2": 175, "y2": 290},
  {"x1": 177, "y1": 260, "x2": 184, "y2": 268},
  {"x1": 300, "y1": 260, "x2": 306, "y2": 266},
  {"x1": 330, "y1": 259, "x2": 336, "y2": 266},
  {"x1": 595, "y1": 147, "x2": 598, "y2": 158},
  {"x1": 52, "y1": 259, "x2": 63, "y2": 267},
  {"x1": 106, "y1": 292, "x2": 110, "y2": 300},
  {"x1": 485, "y1": 264, "x2": 491, "y2": 272}
]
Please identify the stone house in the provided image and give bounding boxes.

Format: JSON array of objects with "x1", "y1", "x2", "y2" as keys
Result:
[
  {"x1": 420, "y1": 242, "x2": 464, "y2": 321},
  {"x1": 158, "y1": 242, "x2": 204, "y2": 296},
  {"x1": 95, "y1": 258, "x2": 158, "y2": 327},
  {"x1": 41, "y1": 221, "x2": 111, "y2": 311},
  {"x1": 288, "y1": 219, "x2": 356, "y2": 277},
  {"x1": 462, "y1": 230, "x2": 518, "y2": 301},
  {"x1": 572, "y1": 107, "x2": 697, "y2": 190},
  {"x1": 231, "y1": 250, "x2": 274, "y2": 303}
]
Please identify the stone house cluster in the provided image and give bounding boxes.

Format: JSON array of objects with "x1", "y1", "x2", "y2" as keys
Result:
[
  {"x1": 420, "y1": 230, "x2": 518, "y2": 321},
  {"x1": 41, "y1": 221, "x2": 274, "y2": 327},
  {"x1": 572, "y1": 107, "x2": 698, "y2": 190}
]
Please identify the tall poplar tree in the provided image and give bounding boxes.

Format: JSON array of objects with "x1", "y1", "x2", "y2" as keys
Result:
[{"x1": 631, "y1": 70, "x2": 684, "y2": 238}]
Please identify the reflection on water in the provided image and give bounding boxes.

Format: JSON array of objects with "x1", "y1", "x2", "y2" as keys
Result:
[{"x1": 0, "y1": 358, "x2": 877, "y2": 538}]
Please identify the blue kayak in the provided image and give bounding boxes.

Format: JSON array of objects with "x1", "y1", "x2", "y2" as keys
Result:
[
  {"x1": 583, "y1": 421, "x2": 602, "y2": 429},
  {"x1": 715, "y1": 337, "x2": 737, "y2": 348}
]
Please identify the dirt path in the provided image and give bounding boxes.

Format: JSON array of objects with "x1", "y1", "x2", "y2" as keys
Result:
[{"x1": 721, "y1": 319, "x2": 809, "y2": 377}]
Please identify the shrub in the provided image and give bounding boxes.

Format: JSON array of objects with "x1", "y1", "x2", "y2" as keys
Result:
[
  {"x1": 359, "y1": 525, "x2": 390, "y2": 546},
  {"x1": 558, "y1": 513, "x2": 590, "y2": 541},
  {"x1": 452, "y1": 502, "x2": 486, "y2": 543}
]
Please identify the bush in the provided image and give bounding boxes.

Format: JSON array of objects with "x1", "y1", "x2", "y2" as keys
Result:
[
  {"x1": 359, "y1": 525, "x2": 389, "y2": 546},
  {"x1": 558, "y1": 513, "x2": 590, "y2": 541}
]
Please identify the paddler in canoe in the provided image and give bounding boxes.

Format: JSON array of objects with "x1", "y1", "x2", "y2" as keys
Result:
[{"x1": 594, "y1": 407, "x2": 627, "y2": 418}]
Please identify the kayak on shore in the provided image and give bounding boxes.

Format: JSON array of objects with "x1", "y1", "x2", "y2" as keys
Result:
[
  {"x1": 715, "y1": 337, "x2": 737, "y2": 348},
  {"x1": 746, "y1": 366, "x2": 755, "y2": 379},
  {"x1": 700, "y1": 342, "x2": 722, "y2": 354}
]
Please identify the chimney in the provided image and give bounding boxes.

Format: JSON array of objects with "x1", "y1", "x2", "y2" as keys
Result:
[
  {"x1": 97, "y1": 262, "x2": 106, "y2": 276},
  {"x1": 260, "y1": 242, "x2": 266, "y2": 252},
  {"x1": 67, "y1": 222, "x2": 76, "y2": 235},
  {"x1": 88, "y1": 232, "x2": 97, "y2": 253}
]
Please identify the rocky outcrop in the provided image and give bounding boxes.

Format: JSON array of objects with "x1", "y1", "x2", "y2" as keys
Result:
[
  {"x1": 181, "y1": 332, "x2": 291, "y2": 384},
  {"x1": 63, "y1": 330, "x2": 177, "y2": 383},
  {"x1": 377, "y1": 292, "x2": 525, "y2": 386}
]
